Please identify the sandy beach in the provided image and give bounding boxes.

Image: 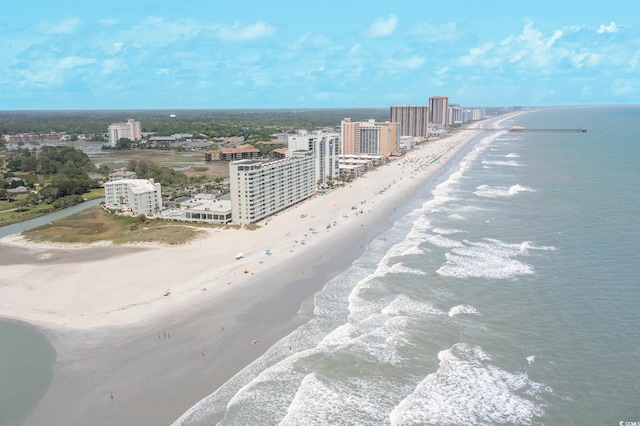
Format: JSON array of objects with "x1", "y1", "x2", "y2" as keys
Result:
[{"x1": 0, "y1": 119, "x2": 505, "y2": 425}]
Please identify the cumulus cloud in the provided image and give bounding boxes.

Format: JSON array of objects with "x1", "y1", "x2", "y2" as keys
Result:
[
  {"x1": 597, "y1": 22, "x2": 618, "y2": 34},
  {"x1": 216, "y1": 21, "x2": 275, "y2": 41},
  {"x1": 365, "y1": 14, "x2": 398, "y2": 38},
  {"x1": 458, "y1": 42, "x2": 500, "y2": 67}
]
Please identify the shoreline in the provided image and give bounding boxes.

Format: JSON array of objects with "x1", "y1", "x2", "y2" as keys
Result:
[{"x1": 0, "y1": 116, "x2": 516, "y2": 425}]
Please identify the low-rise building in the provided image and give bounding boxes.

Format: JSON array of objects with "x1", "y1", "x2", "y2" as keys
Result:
[
  {"x1": 180, "y1": 194, "x2": 232, "y2": 224},
  {"x1": 205, "y1": 144, "x2": 260, "y2": 161}
]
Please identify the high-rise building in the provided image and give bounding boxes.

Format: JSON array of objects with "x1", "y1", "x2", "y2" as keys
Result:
[
  {"x1": 108, "y1": 119, "x2": 142, "y2": 148},
  {"x1": 390, "y1": 106, "x2": 430, "y2": 138},
  {"x1": 287, "y1": 131, "x2": 340, "y2": 184},
  {"x1": 448, "y1": 103, "x2": 464, "y2": 125},
  {"x1": 340, "y1": 119, "x2": 399, "y2": 157},
  {"x1": 229, "y1": 151, "x2": 315, "y2": 224},
  {"x1": 428, "y1": 96, "x2": 449, "y2": 127}
]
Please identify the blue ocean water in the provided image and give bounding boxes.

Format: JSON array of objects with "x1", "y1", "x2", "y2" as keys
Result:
[
  {"x1": 174, "y1": 105, "x2": 640, "y2": 425},
  {"x1": 0, "y1": 321, "x2": 55, "y2": 426}
]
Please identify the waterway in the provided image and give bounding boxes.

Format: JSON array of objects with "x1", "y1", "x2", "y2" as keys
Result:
[{"x1": 0, "y1": 198, "x2": 103, "y2": 239}]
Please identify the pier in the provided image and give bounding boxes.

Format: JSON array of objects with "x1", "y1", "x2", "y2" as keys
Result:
[
  {"x1": 461, "y1": 127, "x2": 587, "y2": 133},
  {"x1": 509, "y1": 126, "x2": 587, "y2": 133}
]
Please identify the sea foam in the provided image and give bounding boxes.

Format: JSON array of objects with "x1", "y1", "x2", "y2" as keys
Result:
[{"x1": 389, "y1": 343, "x2": 548, "y2": 425}]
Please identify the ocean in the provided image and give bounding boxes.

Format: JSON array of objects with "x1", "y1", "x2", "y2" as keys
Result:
[{"x1": 174, "y1": 105, "x2": 640, "y2": 425}]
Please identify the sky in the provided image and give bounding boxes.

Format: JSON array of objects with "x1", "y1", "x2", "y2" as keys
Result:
[{"x1": 1, "y1": 1, "x2": 638, "y2": 110}]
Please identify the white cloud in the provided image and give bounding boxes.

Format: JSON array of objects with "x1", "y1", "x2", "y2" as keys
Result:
[
  {"x1": 509, "y1": 22, "x2": 563, "y2": 66},
  {"x1": 58, "y1": 56, "x2": 95, "y2": 69},
  {"x1": 597, "y1": 22, "x2": 618, "y2": 34},
  {"x1": 411, "y1": 21, "x2": 460, "y2": 42},
  {"x1": 364, "y1": 14, "x2": 398, "y2": 38},
  {"x1": 38, "y1": 17, "x2": 84, "y2": 34},
  {"x1": 216, "y1": 21, "x2": 275, "y2": 41},
  {"x1": 436, "y1": 66, "x2": 450, "y2": 77},
  {"x1": 458, "y1": 42, "x2": 500, "y2": 67},
  {"x1": 611, "y1": 78, "x2": 639, "y2": 96}
]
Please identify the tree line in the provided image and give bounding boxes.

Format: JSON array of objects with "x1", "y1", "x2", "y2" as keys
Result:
[{"x1": 0, "y1": 108, "x2": 391, "y2": 141}]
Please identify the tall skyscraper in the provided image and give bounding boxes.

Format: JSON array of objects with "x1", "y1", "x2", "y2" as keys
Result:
[
  {"x1": 428, "y1": 96, "x2": 449, "y2": 127},
  {"x1": 340, "y1": 119, "x2": 399, "y2": 157},
  {"x1": 390, "y1": 105, "x2": 429, "y2": 137}
]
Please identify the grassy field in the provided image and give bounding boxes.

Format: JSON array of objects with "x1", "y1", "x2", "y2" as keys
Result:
[
  {"x1": 23, "y1": 206, "x2": 209, "y2": 245},
  {"x1": 88, "y1": 149, "x2": 229, "y2": 180}
]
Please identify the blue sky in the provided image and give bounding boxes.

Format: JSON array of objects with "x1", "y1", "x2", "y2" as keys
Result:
[{"x1": 1, "y1": 1, "x2": 638, "y2": 110}]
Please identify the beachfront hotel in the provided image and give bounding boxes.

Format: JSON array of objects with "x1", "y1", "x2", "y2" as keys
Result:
[
  {"x1": 428, "y1": 96, "x2": 449, "y2": 128},
  {"x1": 340, "y1": 119, "x2": 400, "y2": 157},
  {"x1": 108, "y1": 119, "x2": 142, "y2": 148},
  {"x1": 448, "y1": 103, "x2": 464, "y2": 125},
  {"x1": 287, "y1": 131, "x2": 340, "y2": 184},
  {"x1": 104, "y1": 178, "x2": 162, "y2": 216},
  {"x1": 390, "y1": 105, "x2": 430, "y2": 138},
  {"x1": 229, "y1": 151, "x2": 315, "y2": 224}
]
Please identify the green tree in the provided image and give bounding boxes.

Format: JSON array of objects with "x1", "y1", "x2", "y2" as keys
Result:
[{"x1": 116, "y1": 138, "x2": 132, "y2": 150}]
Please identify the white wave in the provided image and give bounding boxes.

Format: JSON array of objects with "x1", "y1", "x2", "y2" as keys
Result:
[
  {"x1": 474, "y1": 184, "x2": 535, "y2": 198},
  {"x1": 520, "y1": 241, "x2": 556, "y2": 253},
  {"x1": 448, "y1": 304, "x2": 482, "y2": 317},
  {"x1": 389, "y1": 343, "x2": 549, "y2": 425},
  {"x1": 389, "y1": 262, "x2": 426, "y2": 275},
  {"x1": 423, "y1": 233, "x2": 465, "y2": 249},
  {"x1": 481, "y1": 159, "x2": 525, "y2": 167},
  {"x1": 432, "y1": 227, "x2": 467, "y2": 235},
  {"x1": 401, "y1": 245, "x2": 426, "y2": 256},
  {"x1": 281, "y1": 374, "x2": 405, "y2": 426},
  {"x1": 527, "y1": 355, "x2": 536, "y2": 365},
  {"x1": 505, "y1": 152, "x2": 520, "y2": 158},
  {"x1": 436, "y1": 238, "x2": 535, "y2": 279},
  {"x1": 448, "y1": 213, "x2": 465, "y2": 220},
  {"x1": 381, "y1": 295, "x2": 443, "y2": 318}
]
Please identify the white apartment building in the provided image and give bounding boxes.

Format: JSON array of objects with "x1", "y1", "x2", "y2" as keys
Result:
[
  {"x1": 287, "y1": 130, "x2": 340, "y2": 184},
  {"x1": 448, "y1": 103, "x2": 464, "y2": 125},
  {"x1": 463, "y1": 108, "x2": 486, "y2": 122},
  {"x1": 229, "y1": 151, "x2": 315, "y2": 224},
  {"x1": 104, "y1": 178, "x2": 162, "y2": 216},
  {"x1": 108, "y1": 119, "x2": 142, "y2": 148}
]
